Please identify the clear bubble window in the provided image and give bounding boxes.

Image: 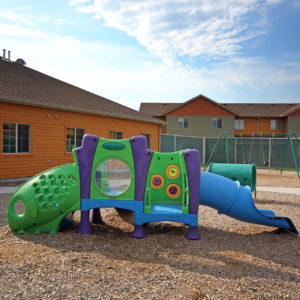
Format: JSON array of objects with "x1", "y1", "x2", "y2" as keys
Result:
[{"x1": 95, "y1": 159, "x2": 131, "y2": 196}]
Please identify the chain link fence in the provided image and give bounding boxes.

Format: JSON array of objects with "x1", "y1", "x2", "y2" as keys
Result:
[{"x1": 160, "y1": 134, "x2": 300, "y2": 170}]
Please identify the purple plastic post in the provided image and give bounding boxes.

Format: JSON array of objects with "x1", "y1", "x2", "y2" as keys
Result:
[
  {"x1": 92, "y1": 208, "x2": 103, "y2": 224},
  {"x1": 185, "y1": 226, "x2": 201, "y2": 240},
  {"x1": 183, "y1": 149, "x2": 201, "y2": 214},
  {"x1": 131, "y1": 225, "x2": 146, "y2": 238},
  {"x1": 76, "y1": 134, "x2": 99, "y2": 234},
  {"x1": 78, "y1": 210, "x2": 92, "y2": 234},
  {"x1": 130, "y1": 136, "x2": 153, "y2": 201}
]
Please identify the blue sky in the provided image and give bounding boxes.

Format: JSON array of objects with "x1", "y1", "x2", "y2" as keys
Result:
[{"x1": 1, "y1": 0, "x2": 300, "y2": 110}]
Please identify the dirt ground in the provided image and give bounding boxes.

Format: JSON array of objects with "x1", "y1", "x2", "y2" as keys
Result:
[{"x1": 0, "y1": 169, "x2": 299, "y2": 299}]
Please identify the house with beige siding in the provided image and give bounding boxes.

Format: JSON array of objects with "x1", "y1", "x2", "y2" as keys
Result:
[
  {"x1": 0, "y1": 56, "x2": 163, "y2": 179},
  {"x1": 140, "y1": 94, "x2": 300, "y2": 137}
]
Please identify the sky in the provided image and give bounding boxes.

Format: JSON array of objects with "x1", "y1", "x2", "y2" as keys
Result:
[{"x1": 1, "y1": 0, "x2": 300, "y2": 110}]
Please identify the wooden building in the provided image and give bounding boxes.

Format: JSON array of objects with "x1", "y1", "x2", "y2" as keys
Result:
[{"x1": 0, "y1": 57, "x2": 163, "y2": 179}]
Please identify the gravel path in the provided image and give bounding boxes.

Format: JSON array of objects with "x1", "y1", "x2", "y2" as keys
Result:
[{"x1": 0, "y1": 169, "x2": 299, "y2": 299}]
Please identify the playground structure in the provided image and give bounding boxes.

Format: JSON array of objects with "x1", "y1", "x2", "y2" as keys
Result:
[
  {"x1": 7, "y1": 135, "x2": 299, "y2": 239},
  {"x1": 204, "y1": 132, "x2": 300, "y2": 179}
]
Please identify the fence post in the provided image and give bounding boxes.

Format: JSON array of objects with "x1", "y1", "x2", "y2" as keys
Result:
[
  {"x1": 234, "y1": 137, "x2": 237, "y2": 164},
  {"x1": 203, "y1": 136, "x2": 206, "y2": 165},
  {"x1": 174, "y1": 135, "x2": 177, "y2": 152},
  {"x1": 268, "y1": 138, "x2": 272, "y2": 168}
]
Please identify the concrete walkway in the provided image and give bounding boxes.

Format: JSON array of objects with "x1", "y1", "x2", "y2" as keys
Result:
[
  {"x1": 0, "y1": 187, "x2": 19, "y2": 194},
  {"x1": 256, "y1": 186, "x2": 300, "y2": 196}
]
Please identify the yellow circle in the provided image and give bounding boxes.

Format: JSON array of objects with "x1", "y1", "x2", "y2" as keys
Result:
[
  {"x1": 151, "y1": 174, "x2": 164, "y2": 189},
  {"x1": 166, "y1": 184, "x2": 181, "y2": 198},
  {"x1": 166, "y1": 164, "x2": 180, "y2": 179}
]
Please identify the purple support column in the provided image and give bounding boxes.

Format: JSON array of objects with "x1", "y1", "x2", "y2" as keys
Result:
[
  {"x1": 131, "y1": 225, "x2": 146, "y2": 238},
  {"x1": 184, "y1": 149, "x2": 201, "y2": 240},
  {"x1": 77, "y1": 134, "x2": 99, "y2": 234},
  {"x1": 130, "y1": 136, "x2": 152, "y2": 238},
  {"x1": 183, "y1": 149, "x2": 201, "y2": 214},
  {"x1": 78, "y1": 211, "x2": 92, "y2": 234},
  {"x1": 130, "y1": 136, "x2": 153, "y2": 201},
  {"x1": 185, "y1": 226, "x2": 201, "y2": 240}
]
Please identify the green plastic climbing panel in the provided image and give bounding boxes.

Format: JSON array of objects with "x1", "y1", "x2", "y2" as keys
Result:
[
  {"x1": 90, "y1": 138, "x2": 135, "y2": 200},
  {"x1": 144, "y1": 151, "x2": 189, "y2": 214},
  {"x1": 7, "y1": 153, "x2": 80, "y2": 234}
]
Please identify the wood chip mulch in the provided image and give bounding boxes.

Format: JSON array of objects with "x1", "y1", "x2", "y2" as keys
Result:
[{"x1": 0, "y1": 169, "x2": 299, "y2": 299}]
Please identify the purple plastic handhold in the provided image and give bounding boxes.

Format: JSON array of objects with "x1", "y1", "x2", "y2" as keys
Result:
[
  {"x1": 131, "y1": 225, "x2": 146, "y2": 238},
  {"x1": 185, "y1": 226, "x2": 201, "y2": 240},
  {"x1": 78, "y1": 210, "x2": 92, "y2": 234},
  {"x1": 92, "y1": 208, "x2": 103, "y2": 224}
]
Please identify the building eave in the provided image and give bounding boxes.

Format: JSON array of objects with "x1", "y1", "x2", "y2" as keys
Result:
[{"x1": 0, "y1": 97, "x2": 165, "y2": 126}]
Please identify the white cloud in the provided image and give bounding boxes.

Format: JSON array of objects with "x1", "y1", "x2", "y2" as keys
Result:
[
  {"x1": 73, "y1": 0, "x2": 283, "y2": 65},
  {"x1": 69, "y1": 0, "x2": 91, "y2": 6},
  {"x1": 0, "y1": 11, "x2": 34, "y2": 26},
  {"x1": 0, "y1": 23, "x2": 49, "y2": 39},
  {"x1": 4, "y1": 27, "x2": 299, "y2": 108}
]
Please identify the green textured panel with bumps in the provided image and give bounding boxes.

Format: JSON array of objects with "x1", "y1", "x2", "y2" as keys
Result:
[
  {"x1": 7, "y1": 155, "x2": 80, "y2": 234},
  {"x1": 144, "y1": 151, "x2": 189, "y2": 213}
]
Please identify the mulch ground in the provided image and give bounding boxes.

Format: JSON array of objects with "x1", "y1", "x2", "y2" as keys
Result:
[{"x1": 0, "y1": 169, "x2": 299, "y2": 299}]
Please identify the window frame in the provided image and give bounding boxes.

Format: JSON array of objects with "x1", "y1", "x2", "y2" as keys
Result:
[
  {"x1": 2, "y1": 122, "x2": 31, "y2": 154},
  {"x1": 110, "y1": 130, "x2": 123, "y2": 139},
  {"x1": 178, "y1": 117, "x2": 188, "y2": 129},
  {"x1": 212, "y1": 118, "x2": 222, "y2": 129},
  {"x1": 141, "y1": 133, "x2": 151, "y2": 148},
  {"x1": 234, "y1": 119, "x2": 244, "y2": 130},
  {"x1": 270, "y1": 119, "x2": 281, "y2": 130},
  {"x1": 66, "y1": 127, "x2": 85, "y2": 153}
]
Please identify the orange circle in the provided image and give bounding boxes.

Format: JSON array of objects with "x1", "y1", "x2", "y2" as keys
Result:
[
  {"x1": 166, "y1": 184, "x2": 181, "y2": 198},
  {"x1": 151, "y1": 174, "x2": 164, "y2": 189},
  {"x1": 166, "y1": 164, "x2": 180, "y2": 179}
]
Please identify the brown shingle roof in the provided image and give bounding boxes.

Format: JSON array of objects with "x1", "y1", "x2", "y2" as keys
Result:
[
  {"x1": 139, "y1": 102, "x2": 180, "y2": 116},
  {"x1": 140, "y1": 95, "x2": 239, "y2": 116},
  {"x1": 280, "y1": 104, "x2": 300, "y2": 116},
  {"x1": 222, "y1": 103, "x2": 299, "y2": 117},
  {"x1": 0, "y1": 58, "x2": 163, "y2": 125}
]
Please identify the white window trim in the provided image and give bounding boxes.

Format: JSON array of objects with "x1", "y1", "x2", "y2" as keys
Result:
[
  {"x1": 110, "y1": 130, "x2": 123, "y2": 139},
  {"x1": 270, "y1": 119, "x2": 281, "y2": 130},
  {"x1": 212, "y1": 118, "x2": 222, "y2": 129},
  {"x1": 178, "y1": 117, "x2": 188, "y2": 128},
  {"x1": 234, "y1": 119, "x2": 244, "y2": 130},
  {"x1": 2, "y1": 122, "x2": 31, "y2": 154},
  {"x1": 66, "y1": 127, "x2": 85, "y2": 153}
]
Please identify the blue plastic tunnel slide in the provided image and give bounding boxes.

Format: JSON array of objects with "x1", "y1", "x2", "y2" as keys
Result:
[{"x1": 199, "y1": 172, "x2": 298, "y2": 235}]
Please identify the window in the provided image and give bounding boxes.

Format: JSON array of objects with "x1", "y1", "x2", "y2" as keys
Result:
[
  {"x1": 110, "y1": 131, "x2": 123, "y2": 139},
  {"x1": 271, "y1": 120, "x2": 281, "y2": 130},
  {"x1": 141, "y1": 133, "x2": 151, "y2": 148},
  {"x1": 212, "y1": 118, "x2": 222, "y2": 129},
  {"x1": 234, "y1": 119, "x2": 244, "y2": 130},
  {"x1": 2, "y1": 122, "x2": 30, "y2": 153},
  {"x1": 178, "y1": 118, "x2": 188, "y2": 128},
  {"x1": 66, "y1": 127, "x2": 85, "y2": 152}
]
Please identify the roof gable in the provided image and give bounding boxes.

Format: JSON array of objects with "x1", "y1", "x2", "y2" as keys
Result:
[
  {"x1": 165, "y1": 95, "x2": 237, "y2": 116},
  {"x1": 281, "y1": 104, "x2": 300, "y2": 117},
  {"x1": 0, "y1": 58, "x2": 163, "y2": 125}
]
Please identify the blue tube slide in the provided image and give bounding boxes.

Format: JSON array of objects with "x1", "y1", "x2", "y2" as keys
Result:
[{"x1": 199, "y1": 172, "x2": 298, "y2": 235}]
